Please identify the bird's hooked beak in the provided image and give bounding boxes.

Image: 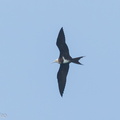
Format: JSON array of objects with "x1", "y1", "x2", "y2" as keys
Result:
[{"x1": 52, "y1": 59, "x2": 59, "y2": 63}]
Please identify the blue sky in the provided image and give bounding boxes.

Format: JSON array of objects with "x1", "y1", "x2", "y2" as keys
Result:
[{"x1": 0, "y1": 0, "x2": 120, "y2": 120}]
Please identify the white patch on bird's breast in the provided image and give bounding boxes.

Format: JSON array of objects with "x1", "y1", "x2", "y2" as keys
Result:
[{"x1": 62, "y1": 57, "x2": 70, "y2": 63}]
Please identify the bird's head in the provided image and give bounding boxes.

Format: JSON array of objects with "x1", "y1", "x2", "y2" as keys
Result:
[{"x1": 53, "y1": 59, "x2": 59, "y2": 64}]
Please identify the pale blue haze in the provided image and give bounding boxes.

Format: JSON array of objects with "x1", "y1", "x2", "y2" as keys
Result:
[{"x1": 0, "y1": 0, "x2": 120, "y2": 120}]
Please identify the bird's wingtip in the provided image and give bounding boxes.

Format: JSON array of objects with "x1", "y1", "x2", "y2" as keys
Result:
[
  {"x1": 61, "y1": 27, "x2": 63, "y2": 30},
  {"x1": 58, "y1": 27, "x2": 64, "y2": 34},
  {"x1": 60, "y1": 93, "x2": 63, "y2": 97},
  {"x1": 60, "y1": 91, "x2": 64, "y2": 97}
]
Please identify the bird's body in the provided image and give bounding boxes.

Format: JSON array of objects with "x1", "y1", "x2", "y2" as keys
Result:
[
  {"x1": 55, "y1": 57, "x2": 70, "y2": 64},
  {"x1": 55, "y1": 27, "x2": 84, "y2": 96}
]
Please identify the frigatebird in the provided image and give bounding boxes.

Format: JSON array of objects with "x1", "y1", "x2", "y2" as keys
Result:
[{"x1": 54, "y1": 27, "x2": 84, "y2": 96}]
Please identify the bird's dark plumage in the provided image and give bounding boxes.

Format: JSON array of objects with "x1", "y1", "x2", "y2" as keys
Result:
[
  {"x1": 56, "y1": 27, "x2": 84, "y2": 97},
  {"x1": 56, "y1": 28, "x2": 72, "y2": 59},
  {"x1": 57, "y1": 63, "x2": 69, "y2": 96}
]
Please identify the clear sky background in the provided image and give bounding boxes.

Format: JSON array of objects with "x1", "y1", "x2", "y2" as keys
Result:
[{"x1": 0, "y1": 0, "x2": 120, "y2": 120}]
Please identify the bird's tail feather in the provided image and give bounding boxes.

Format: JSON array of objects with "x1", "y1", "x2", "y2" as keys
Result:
[{"x1": 71, "y1": 56, "x2": 84, "y2": 65}]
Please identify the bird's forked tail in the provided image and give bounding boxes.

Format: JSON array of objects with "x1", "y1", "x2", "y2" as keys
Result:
[{"x1": 71, "y1": 56, "x2": 84, "y2": 65}]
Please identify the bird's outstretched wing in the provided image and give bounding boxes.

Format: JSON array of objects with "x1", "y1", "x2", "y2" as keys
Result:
[
  {"x1": 56, "y1": 27, "x2": 71, "y2": 59},
  {"x1": 57, "y1": 63, "x2": 69, "y2": 96}
]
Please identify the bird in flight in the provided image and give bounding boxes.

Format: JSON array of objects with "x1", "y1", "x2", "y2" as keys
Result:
[{"x1": 54, "y1": 27, "x2": 84, "y2": 97}]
